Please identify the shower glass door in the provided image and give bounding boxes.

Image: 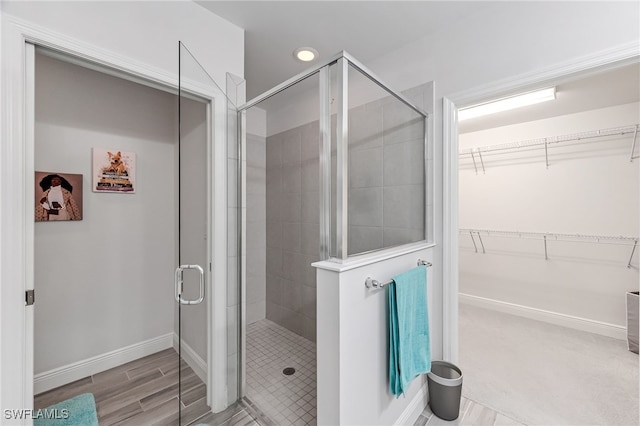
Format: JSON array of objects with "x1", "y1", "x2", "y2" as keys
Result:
[{"x1": 176, "y1": 41, "x2": 236, "y2": 424}]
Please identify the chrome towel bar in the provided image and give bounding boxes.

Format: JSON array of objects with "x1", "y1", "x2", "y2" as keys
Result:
[{"x1": 365, "y1": 259, "x2": 432, "y2": 289}]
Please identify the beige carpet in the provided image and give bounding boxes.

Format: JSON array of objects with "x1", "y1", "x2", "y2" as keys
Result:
[{"x1": 459, "y1": 303, "x2": 639, "y2": 426}]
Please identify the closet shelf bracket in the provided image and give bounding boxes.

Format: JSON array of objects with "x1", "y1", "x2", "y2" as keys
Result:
[
  {"x1": 630, "y1": 125, "x2": 638, "y2": 162},
  {"x1": 469, "y1": 149, "x2": 486, "y2": 174},
  {"x1": 544, "y1": 138, "x2": 549, "y2": 169},
  {"x1": 477, "y1": 232, "x2": 485, "y2": 254},
  {"x1": 628, "y1": 240, "x2": 638, "y2": 269},
  {"x1": 469, "y1": 230, "x2": 478, "y2": 253},
  {"x1": 471, "y1": 151, "x2": 478, "y2": 175}
]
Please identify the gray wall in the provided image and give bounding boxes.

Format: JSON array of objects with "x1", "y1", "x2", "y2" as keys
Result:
[
  {"x1": 266, "y1": 121, "x2": 319, "y2": 342},
  {"x1": 34, "y1": 53, "x2": 177, "y2": 374}
]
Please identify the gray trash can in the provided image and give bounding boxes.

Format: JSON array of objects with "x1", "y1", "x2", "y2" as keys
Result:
[
  {"x1": 627, "y1": 291, "x2": 639, "y2": 354},
  {"x1": 427, "y1": 361, "x2": 463, "y2": 421}
]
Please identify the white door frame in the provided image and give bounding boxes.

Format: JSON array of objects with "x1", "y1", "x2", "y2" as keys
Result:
[
  {"x1": 442, "y1": 41, "x2": 640, "y2": 364},
  {"x1": 0, "y1": 16, "x2": 230, "y2": 420}
]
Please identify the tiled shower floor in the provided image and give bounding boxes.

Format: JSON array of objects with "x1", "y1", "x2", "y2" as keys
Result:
[{"x1": 246, "y1": 319, "x2": 317, "y2": 426}]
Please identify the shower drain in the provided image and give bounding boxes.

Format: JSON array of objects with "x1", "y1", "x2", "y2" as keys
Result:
[{"x1": 282, "y1": 367, "x2": 296, "y2": 376}]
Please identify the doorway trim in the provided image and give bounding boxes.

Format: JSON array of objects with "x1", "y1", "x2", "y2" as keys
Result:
[
  {"x1": 1, "y1": 15, "x2": 230, "y2": 416},
  {"x1": 442, "y1": 40, "x2": 640, "y2": 364}
]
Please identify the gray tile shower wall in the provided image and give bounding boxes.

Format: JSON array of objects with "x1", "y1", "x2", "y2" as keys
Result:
[
  {"x1": 246, "y1": 133, "x2": 267, "y2": 324},
  {"x1": 402, "y1": 83, "x2": 435, "y2": 243},
  {"x1": 347, "y1": 91, "x2": 427, "y2": 255},
  {"x1": 266, "y1": 121, "x2": 319, "y2": 342},
  {"x1": 264, "y1": 82, "x2": 433, "y2": 341}
]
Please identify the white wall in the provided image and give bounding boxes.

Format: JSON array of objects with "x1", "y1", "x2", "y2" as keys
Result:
[
  {"x1": 34, "y1": 53, "x2": 177, "y2": 373},
  {"x1": 459, "y1": 102, "x2": 639, "y2": 330},
  {"x1": 246, "y1": 107, "x2": 267, "y2": 138}
]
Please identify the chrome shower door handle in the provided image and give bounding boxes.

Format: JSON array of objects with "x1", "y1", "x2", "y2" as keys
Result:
[{"x1": 174, "y1": 264, "x2": 205, "y2": 305}]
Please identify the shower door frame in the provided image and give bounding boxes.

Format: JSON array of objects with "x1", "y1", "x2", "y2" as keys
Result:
[
  {"x1": 2, "y1": 17, "x2": 231, "y2": 416},
  {"x1": 235, "y1": 50, "x2": 430, "y2": 400}
]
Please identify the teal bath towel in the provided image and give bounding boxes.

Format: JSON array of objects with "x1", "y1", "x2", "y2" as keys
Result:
[{"x1": 388, "y1": 265, "x2": 431, "y2": 396}]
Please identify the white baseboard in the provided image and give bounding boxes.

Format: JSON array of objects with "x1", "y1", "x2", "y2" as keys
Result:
[
  {"x1": 172, "y1": 333, "x2": 207, "y2": 384},
  {"x1": 34, "y1": 333, "x2": 173, "y2": 394},
  {"x1": 394, "y1": 381, "x2": 429, "y2": 426},
  {"x1": 459, "y1": 293, "x2": 627, "y2": 340}
]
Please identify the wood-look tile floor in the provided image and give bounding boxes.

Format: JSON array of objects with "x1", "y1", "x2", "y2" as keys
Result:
[
  {"x1": 35, "y1": 348, "x2": 524, "y2": 426},
  {"x1": 413, "y1": 396, "x2": 526, "y2": 426},
  {"x1": 34, "y1": 348, "x2": 223, "y2": 425}
]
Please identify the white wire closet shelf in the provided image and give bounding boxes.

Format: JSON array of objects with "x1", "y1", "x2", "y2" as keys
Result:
[
  {"x1": 459, "y1": 123, "x2": 639, "y2": 173},
  {"x1": 460, "y1": 228, "x2": 639, "y2": 268}
]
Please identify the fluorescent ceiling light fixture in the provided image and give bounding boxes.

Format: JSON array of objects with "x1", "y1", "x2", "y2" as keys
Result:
[
  {"x1": 458, "y1": 87, "x2": 556, "y2": 121},
  {"x1": 293, "y1": 47, "x2": 318, "y2": 62}
]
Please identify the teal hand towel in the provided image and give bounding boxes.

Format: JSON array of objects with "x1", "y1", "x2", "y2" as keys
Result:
[{"x1": 388, "y1": 265, "x2": 431, "y2": 396}]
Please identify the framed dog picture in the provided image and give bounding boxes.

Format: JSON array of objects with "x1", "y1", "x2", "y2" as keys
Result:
[
  {"x1": 92, "y1": 148, "x2": 136, "y2": 193},
  {"x1": 35, "y1": 172, "x2": 83, "y2": 222}
]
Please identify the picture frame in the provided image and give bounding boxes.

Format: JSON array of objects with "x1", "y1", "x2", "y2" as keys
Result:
[
  {"x1": 35, "y1": 171, "x2": 83, "y2": 222},
  {"x1": 92, "y1": 148, "x2": 136, "y2": 193}
]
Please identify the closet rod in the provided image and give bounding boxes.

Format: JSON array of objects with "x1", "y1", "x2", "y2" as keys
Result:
[
  {"x1": 461, "y1": 228, "x2": 639, "y2": 267},
  {"x1": 459, "y1": 124, "x2": 639, "y2": 157},
  {"x1": 460, "y1": 228, "x2": 638, "y2": 245}
]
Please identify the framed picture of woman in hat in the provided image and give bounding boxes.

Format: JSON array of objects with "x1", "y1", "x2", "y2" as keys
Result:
[{"x1": 35, "y1": 172, "x2": 83, "y2": 222}]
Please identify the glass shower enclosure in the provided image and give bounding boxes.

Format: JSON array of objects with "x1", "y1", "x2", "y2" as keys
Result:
[{"x1": 232, "y1": 51, "x2": 431, "y2": 424}]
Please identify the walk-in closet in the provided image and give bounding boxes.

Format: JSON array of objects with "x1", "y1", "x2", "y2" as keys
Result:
[{"x1": 457, "y1": 63, "x2": 640, "y2": 426}]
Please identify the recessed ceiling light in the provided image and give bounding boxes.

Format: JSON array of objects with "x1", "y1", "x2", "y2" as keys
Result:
[
  {"x1": 459, "y1": 87, "x2": 556, "y2": 121},
  {"x1": 293, "y1": 47, "x2": 318, "y2": 62}
]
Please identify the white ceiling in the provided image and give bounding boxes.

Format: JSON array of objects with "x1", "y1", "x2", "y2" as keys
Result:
[
  {"x1": 198, "y1": 1, "x2": 639, "y2": 130},
  {"x1": 197, "y1": 1, "x2": 491, "y2": 100}
]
